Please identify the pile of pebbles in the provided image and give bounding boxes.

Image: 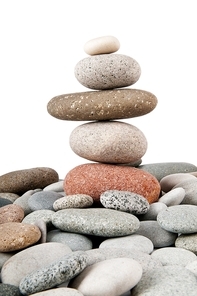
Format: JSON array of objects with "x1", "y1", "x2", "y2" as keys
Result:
[{"x1": 1, "y1": 36, "x2": 197, "y2": 295}]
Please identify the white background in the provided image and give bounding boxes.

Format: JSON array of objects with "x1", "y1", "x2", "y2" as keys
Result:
[{"x1": 0, "y1": 0, "x2": 196, "y2": 179}]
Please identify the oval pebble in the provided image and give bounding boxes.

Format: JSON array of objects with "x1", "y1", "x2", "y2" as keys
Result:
[
  {"x1": 0, "y1": 167, "x2": 59, "y2": 194},
  {"x1": 64, "y1": 163, "x2": 161, "y2": 204},
  {"x1": 53, "y1": 194, "x2": 93, "y2": 211},
  {"x1": 69, "y1": 121, "x2": 147, "y2": 164},
  {"x1": 47, "y1": 229, "x2": 93, "y2": 251},
  {"x1": 19, "y1": 251, "x2": 88, "y2": 295},
  {"x1": 139, "y1": 202, "x2": 167, "y2": 221},
  {"x1": 0, "y1": 204, "x2": 24, "y2": 224},
  {"x1": 29, "y1": 287, "x2": 84, "y2": 295},
  {"x1": 52, "y1": 208, "x2": 140, "y2": 237},
  {"x1": 43, "y1": 180, "x2": 64, "y2": 192},
  {"x1": 74, "y1": 54, "x2": 141, "y2": 90},
  {"x1": 0, "y1": 222, "x2": 41, "y2": 252},
  {"x1": 160, "y1": 172, "x2": 197, "y2": 192},
  {"x1": 99, "y1": 234, "x2": 154, "y2": 254},
  {"x1": 173, "y1": 178, "x2": 197, "y2": 205},
  {"x1": 28, "y1": 191, "x2": 62, "y2": 211},
  {"x1": 84, "y1": 35, "x2": 120, "y2": 55},
  {"x1": 157, "y1": 204, "x2": 197, "y2": 233},
  {"x1": 175, "y1": 233, "x2": 197, "y2": 254},
  {"x1": 1, "y1": 242, "x2": 72, "y2": 286},
  {"x1": 69, "y1": 257, "x2": 142, "y2": 296},
  {"x1": 131, "y1": 265, "x2": 197, "y2": 296},
  {"x1": 100, "y1": 190, "x2": 150, "y2": 214},
  {"x1": 22, "y1": 209, "x2": 55, "y2": 227},
  {"x1": 158, "y1": 187, "x2": 185, "y2": 206}
]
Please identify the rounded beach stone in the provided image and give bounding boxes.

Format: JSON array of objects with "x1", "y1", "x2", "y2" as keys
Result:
[
  {"x1": 53, "y1": 194, "x2": 93, "y2": 211},
  {"x1": 0, "y1": 222, "x2": 41, "y2": 252},
  {"x1": 160, "y1": 172, "x2": 197, "y2": 192},
  {"x1": 131, "y1": 265, "x2": 197, "y2": 296},
  {"x1": 0, "y1": 167, "x2": 59, "y2": 194},
  {"x1": 158, "y1": 187, "x2": 185, "y2": 206},
  {"x1": 74, "y1": 54, "x2": 141, "y2": 90},
  {"x1": 84, "y1": 35, "x2": 120, "y2": 55},
  {"x1": 100, "y1": 190, "x2": 149, "y2": 214},
  {"x1": 22, "y1": 209, "x2": 55, "y2": 227},
  {"x1": 19, "y1": 251, "x2": 88, "y2": 295},
  {"x1": 29, "y1": 287, "x2": 84, "y2": 295},
  {"x1": 138, "y1": 162, "x2": 197, "y2": 181},
  {"x1": 151, "y1": 247, "x2": 196, "y2": 267},
  {"x1": 64, "y1": 163, "x2": 161, "y2": 204},
  {"x1": 157, "y1": 204, "x2": 197, "y2": 233},
  {"x1": 0, "y1": 204, "x2": 24, "y2": 224},
  {"x1": 173, "y1": 178, "x2": 197, "y2": 205},
  {"x1": 69, "y1": 121, "x2": 147, "y2": 164},
  {"x1": 1, "y1": 242, "x2": 72, "y2": 286},
  {"x1": 175, "y1": 233, "x2": 197, "y2": 254},
  {"x1": 139, "y1": 202, "x2": 167, "y2": 221},
  {"x1": 47, "y1": 88, "x2": 158, "y2": 121},
  {"x1": 69, "y1": 257, "x2": 142, "y2": 296},
  {"x1": 43, "y1": 180, "x2": 64, "y2": 192},
  {"x1": 99, "y1": 234, "x2": 154, "y2": 254},
  {"x1": 135, "y1": 220, "x2": 177, "y2": 248},
  {"x1": 52, "y1": 208, "x2": 140, "y2": 237},
  {"x1": 47, "y1": 229, "x2": 93, "y2": 251},
  {"x1": 28, "y1": 191, "x2": 62, "y2": 211},
  {"x1": 0, "y1": 284, "x2": 21, "y2": 296}
]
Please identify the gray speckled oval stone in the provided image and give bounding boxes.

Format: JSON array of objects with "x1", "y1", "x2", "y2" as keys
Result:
[
  {"x1": 74, "y1": 54, "x2": 141, "y2": 90},
  {"x1": 158, "y1": 187, "x2": 185, "y2": 206},
  {"x1": 138, "y1": 162, "x2": 197, "y2": 181},
  {"x1": 52, "y1": 208, "x2": 140, "y2": 237},
  {"x1": 157, "y1": 204, "x2": 197, "y2": 233},
  {"x1": 19, "y1": 251, "x2": 88, "y2": 295},
  {"x1": 0, "y1": 284, "x2": 21, "y2": 296},
  {"x1": 100, "y1": 190, "x2": 149, "y2": 214},
  {"x1": 47, "y1": 88, "x2": 157, "y2": 121},
  {"x1": 70, "y1": 121, "x2": 147, "y2": 164},
  {"x1": 175, "y1": 233, "x2": 197, "y2": 254},
  {"x1": 131, "y1": 265, "x2": 197, "y2": 296},
  {"x1": 53, "y1": 194, "x2": 93, "y2": 211}
]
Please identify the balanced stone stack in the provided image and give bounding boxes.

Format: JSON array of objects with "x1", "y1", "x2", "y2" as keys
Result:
[{"x1": 47, "y1": 36, "x2": 161, "y2": 204}]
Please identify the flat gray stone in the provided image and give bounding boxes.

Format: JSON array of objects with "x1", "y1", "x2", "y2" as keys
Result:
[
  {"x1": 28, "y1": 191, "x2": 62, "y2": 211},
  {"x1": 52, "y1": 208, "x2": 140, "y2": 237},
  {"x1": 160, "y1": 173, "x2": 196, "y2": 192}
]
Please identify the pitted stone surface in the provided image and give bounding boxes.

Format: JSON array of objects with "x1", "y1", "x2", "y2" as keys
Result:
[
  {"x1": 74, "y1": 54, "x2": 141, "y2": 90},
  {"x1": 69, "y1": 121, "x2": 147, "y2": 164},
  {"x1": 0, "y1": 204, "x2": 24, "y2": 224},
  {"x1": 64, "y1": 163, "x2": 161, "y2": 204},
  {"x1": 52, "y1": 208, "x2": 140, "y2": 237},
  {"x1": 19, "y1": 251, "x2": 88, "y2": 295},
  {"x1": 100, "y1": 190, "x2": 149, "y2": 214},
  {"x1": 0, "y1": 284, "x2": 21, "y2": 296},
  {"x1": 0, "y1": 167, "x2": 59, "y2": 194},
  {"x1": 157, "y1": 204, "x2": 197, "y2": 233},
  {"x1": 53, "y1": 194, "x2": 93, "y2": 211},
  {"x1": 84, "y1": 35, "x2": 120, "y2": 55},
  {"x1": 47, "y1": 88, "x2": 157, "y2": 121}
]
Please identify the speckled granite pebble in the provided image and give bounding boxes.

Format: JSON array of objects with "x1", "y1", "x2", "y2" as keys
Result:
[
  {"x1": 70, "y1": 121, "x2": 147, "y2": 164},
  {"x1": 131, "y1": 265, "x2": 197, "y2": 296},
  {"x1": 173, "y1": 178, "x2": 197, "y2": 205},
  {"x1": 0, "y1": 284, "x2": 21, "y2": 296},
  {"x1": 28, "y1": 191, "x2": 62, "y2": 211},
  {"x1": 99, "y1": 234, "x2": 154, "y2": 254},
  {"x1": 160, "y1": 172, "x2": 196, "y2": 192},
  {"x1": 52, "y1": 208, "x2": 140, "y2": 237},
  {"x1": 175, "y1": 233, "x2": 197, "y2": 254},
  {"x1": 157, "y1": 204, "x2": 197, "y2": 233},
  {"x1": 1, "y1": 242, "x2": 72, "y2": 286},
  {"x1": 19, "y1": 251, "x2": 88, "y2": 295},
  {"x1": 47, "y1": 88, "x2": 157, "y2": 121},
  {"x1": 0, "y1": 222, "x2": 41, "y2": 252},
  {"x1": 64, "y1": 163, "x2": 161, "y2": 204},
  {"x1": 0, "y1": 204, "x2": 24, "y2": 224},
  {"x1": 47, "y1": 229, "x2": 93, "y2": 251},
  {"x1": 151, "y1": 247, "x2": 196, "y2": 267},
  {"x1": 158, "y1": 187, "x2": 185, "y2": 206},
  {"x1": 0, "y1": 167, "x2": 59, "y2": 194},
  {"x1": 69, "y1": 257, "x2": 142, "y2": 296},
  {"x1": 74, "y1": 54, "x2": 141, "y2": 90},
  {"x1": 29, "y1": 287, "x2": 84, "y2": 295},
  {"x1": 84, "y1": 35, "x2": 120, "y2": 55},
  {"x1": 22, "y1": 209, "x2": 54, "y2": 227},
  {"x1": 53, "y1": 194, "x2": 93, "y2": 211},
  {"x1": 138, "y1": 162, "x2": 197, "y2": 181},
  {"x1": 135, "y1": 220, "x2": 177, "y2": 248},
  {"x1": 100, "y1": 190, "x2": 149, "y2": 214}
]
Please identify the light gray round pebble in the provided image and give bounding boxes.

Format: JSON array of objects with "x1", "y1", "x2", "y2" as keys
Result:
[
  {"x1": 47, "y1": 229, "x2": 93, "y2": 251},
  {"x1": 173, "y1": 178, "x2": 197, "y2": 205},
  {"x1": 53, "y1": 194, "x2": 93, "y2": 211},
  {"x1": 175, "y1": 233, "x2": 197, "y2": 254},
  {"x1": 28, "y1": 191, "x2": 62, "y2": 211},
  {"x1": 19, "y1": 251, "x2": 88, "y2": 295},
  {"x1": 160, "y1": 173, "x2": 196, "y2": 192},
  {"x1": 22, "y1": 209, "x2": 55, "y2": 227},
  {"x1": 158, "y1": 187, "x2": 185, "y2": 206},
  {"x1": 52, "y1": 208, "x2": 140, "y2": 237},
  {"x1": 131, "y1": 265, "x2": 197, "y2": 296},
  {"x1": 135, "y1": 220, "x2": 177, "y2": 248},
  {"x1": 43, "y1": 180, "x2": 64, "y2": 192},
  {"x1": 74, "y1": 54, "x2": 141, "y2": 90},
  {"x1": 151, "y1": 247, "x2": 197, "y2": 266},
  {"x1": 100, "y1": 190, "x2": 149, "y2": 214},
  {"x1": 139, "y1": 202, "x2": 167, "y2": 220},
  {"x1": 157, "y1": 204, "x2": 197, "y2": 233},
  {"x1": 99, "y1": 234, "x2": 154, "y2": 254}
]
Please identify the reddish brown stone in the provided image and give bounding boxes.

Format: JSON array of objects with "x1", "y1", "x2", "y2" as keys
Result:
[
  {"x1": 0, "y1": 204, "x2": 24, "y2": 224},
  {"x1": 64, "y1": 163, "x2": 161, "y2": 204}
]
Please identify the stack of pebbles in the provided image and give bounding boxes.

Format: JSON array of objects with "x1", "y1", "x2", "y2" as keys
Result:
[{"x1": 47, "y1": 35, "x2": 161, "y2": 205}]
